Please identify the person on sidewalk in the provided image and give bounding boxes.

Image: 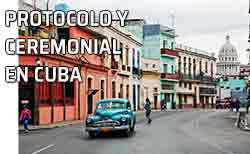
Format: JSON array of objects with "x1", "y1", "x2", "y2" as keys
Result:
[
  {"x1": 144, "y1": 98, "x2": 152, "y2": 124},
  {"x1": 20, "y1": 105, "x2": 32, "y2": 133}
]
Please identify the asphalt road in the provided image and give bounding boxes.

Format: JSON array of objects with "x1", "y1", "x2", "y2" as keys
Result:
[{"x1": 19, "y1": 110, "x2": 250, "y2": 154}]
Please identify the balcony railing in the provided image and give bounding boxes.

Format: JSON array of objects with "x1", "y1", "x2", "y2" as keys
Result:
[
  {"x1": 162, "y1": 84, "x2": 174, "y2": 90},
  {"x1": 161, "y1": 73, "x2": 179, "y2": 80},
  {"x1": 179, "y1": 73, "x2": 215, "y2": 82},
  {"x1": 200, "y1": 87, "x2": 217, "y2": 95},
  {"x1": 161, "y1": 48, "x2": 178, "y2": 57}
]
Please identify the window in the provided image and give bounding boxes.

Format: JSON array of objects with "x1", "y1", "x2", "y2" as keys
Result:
[
  {"x1": 179, "y1": 82, "x2": 182, "y2": 87},
  {"x1": 184, "y1": 57, "x2": 187, "y2": 74},
  {"x1": 193, "y1": 59, "x2": 196, "y2": 75},
  {"x1": 189, "y1": 83, "x2": 192, "y2": 90},
  {"x1": 126, "y1": 85, "x2": 129, "y2": 99},
  {"x1": 171, "y1": 65, "x2": 174, "y2": 73},
  {"x1": 57, "y1": 28, "x2": 69, "y2": 44},
  {"x1": 184, "y1": 82, "x2": 187, "y2": 88},
  {"x1": 184, "y1": 95, "x2": 187, "y2": 103},
  {"x1": 111, "y1": 37, "x2": 118, "y2": 54},
  {"x1": 163, "y1": 64, "x2": 168, "y2": 73},
  {"x1": 119, "y1": 42, "x2": 123, "y2": 63},
  {"x1": 112, "y1": 81, "x2": 116, "y2": 98},
  {"x1": 163, "y1": 40, "x2": 167, "y2": 48},
  {"x1": 211, "y1": 62, "x2": 214, "y2": 76},
  {"x1": 65, "y1": 81, "x2": 74, "y2": 98},
  {"x1": 152, "y1": 64, "x2": 156, "y2": 68},
  {"x1": 120, "y1": 84, "x2": 123, "y2": 98},
  {"x1": 188, "y1": 58, "x2": 191, "y2": 75},
  {"x1": 199, "y1": 60, "x2": 202, "y2": 74},
  {"x1": 100, "y1": 80, "x2": 105, "y2": 99},
  {"x1": 145, "y1": 63, "x2": 149, "y2": 68},
  {"x1": 171, "y1": 42, "x2": 174, "y2": 50},
  {"x1": 205, "y1": 61, "x2": 208, "y2": 73},
  {"x1": 132, "y1": 48, "x2": 135, "y2": 67}
]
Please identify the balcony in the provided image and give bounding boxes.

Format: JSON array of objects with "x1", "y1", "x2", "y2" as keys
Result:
[
  {"x1": 162, "y1": 84, "x2": 174, "y2": 91},
  {"x1": 200, "y1": 87, "x2": 217, "y2": 95},
  {"x1": 179, "y1": 73, "x2": 216, "y2": 83},
  {"x1": 161, "y1": 73, "x2": 179, "y2": 81},
  {"x1": 161, "y1": 48, "x2": 178, "y2": 57}
]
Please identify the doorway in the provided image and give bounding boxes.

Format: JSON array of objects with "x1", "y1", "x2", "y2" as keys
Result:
[
  {"x1": 18, "y1": 78, "x2": 35, "y2": 124},
  {"x1": 154, "y1": 95, "x2": 158, "y2": 109},
  {"x1": 87, "y1": 78, "x2": 93, "y2": 114},
  {"x1": 133, "y1": 85, "x2": 136, "y2": 111}
]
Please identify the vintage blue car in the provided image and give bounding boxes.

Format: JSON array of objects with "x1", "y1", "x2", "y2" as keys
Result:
[{"x1": 85, "y1": 98, "x2": 136, "y2": 138}]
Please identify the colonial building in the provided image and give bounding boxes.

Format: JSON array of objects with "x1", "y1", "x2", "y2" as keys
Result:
[
  {"x1": 176, "y1": 44, "x2": 217, "y2": 109},
  {"x1": 117, "y1": 20, "x2": 179, "y2": 109},
  {"x1": 159, "y1": 26, "x2": 178, "y2": 109},
  {"x1": 216, "y1": 35, "x2": 240, "y2": 77},
  {"x1": 18, "y1": 0, "x2": 142, "y2": 125},
  {"x1": 87, "y1": 26, "x2": 142, "y2": 111},
  {"x1": 141, "y1": 58, "x2": 161, "y2": 109}
]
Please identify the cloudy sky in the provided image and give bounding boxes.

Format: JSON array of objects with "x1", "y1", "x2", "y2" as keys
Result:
[{"x1": 61, "y1": 0, "x2": 249, "y2": 63}]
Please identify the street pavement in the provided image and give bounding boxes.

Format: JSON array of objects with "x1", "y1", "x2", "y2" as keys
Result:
[{"x1": 19, "y1": 110, "x2": 250, "y2": 154}]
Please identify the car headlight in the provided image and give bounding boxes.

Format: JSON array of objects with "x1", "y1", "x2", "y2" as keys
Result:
[
  {"x1": 121, "y1": 117, "x2": 127, "y2": 122},
  {"x1": 86, "y1": 118, "x2": 92, "y2": 124}
]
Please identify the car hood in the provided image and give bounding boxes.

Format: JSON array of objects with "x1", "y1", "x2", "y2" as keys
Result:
[{"x1": 95, "y1": 109, "x2": 127, "y2": 119}]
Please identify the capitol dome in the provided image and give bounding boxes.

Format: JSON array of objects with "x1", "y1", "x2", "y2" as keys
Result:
[
  {"x1": 218, "y1": 35, "x2": 238, "y2": 62},
  {"x1": 216, "y1": 35, "x2": 240, "y2": 76},
  {"x1": 55, "y1": 0, "x2": 70, "y2": 12}
]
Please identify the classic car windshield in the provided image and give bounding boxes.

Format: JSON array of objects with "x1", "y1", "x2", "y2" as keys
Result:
[{"x1": 97, "y1": 101, "x2": 126, "y2": 109}]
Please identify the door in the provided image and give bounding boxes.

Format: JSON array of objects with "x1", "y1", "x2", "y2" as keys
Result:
[
  {"x1": 171, "y1": 94, "x2": 175, "y2": 109},
  {"x1": 87, "y1": 95, "x2": 93, "y2": 114},
  {"x1": 87, "y1": 78, "x2": 93, "y2": 114},
  {"x1": 137, "y1": 85, "x2": 141, "y2": 110},
  {"x1": 19, "y1": 78, "x2": 35, "y2": 124},
  {"x1": 133, "y1": 85, "x2": 136, "y2": 111},
  {"x1": 193, "y1": 95, "x2": 197, "y2": 108},
  {"x1": 178, "y1": 95, "x2": 183, "y2": 109},
  {"x1": 154, "y1": 95, "x2": 158, "y2": 109}
]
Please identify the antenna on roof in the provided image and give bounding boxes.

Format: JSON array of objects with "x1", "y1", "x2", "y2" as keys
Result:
[{"x1": 170, "y1": 10, "x2": 175, "y2": 29}]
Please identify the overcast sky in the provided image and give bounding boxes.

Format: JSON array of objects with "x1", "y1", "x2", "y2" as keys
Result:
[{"x1": 61, "y1": 0, "x2": 249, "y2": 63}]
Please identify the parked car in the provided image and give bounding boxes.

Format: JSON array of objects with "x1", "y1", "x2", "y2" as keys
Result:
[
  {"x1": 215, "y1": 100, "x2": 231, "y2": 109},
  {"x1": 85, "y1": 98, "x2": 136, "y2": 138}
]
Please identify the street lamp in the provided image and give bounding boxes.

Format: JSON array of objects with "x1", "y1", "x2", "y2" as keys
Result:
[{"x1": 34, "y1": 57, "x2": 41, "y2": 125}]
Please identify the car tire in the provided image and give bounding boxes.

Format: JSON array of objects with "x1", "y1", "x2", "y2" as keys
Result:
[
  {"x1": 123, "y1": 123, "x2": 132, "y2": 137},
  {"x1": 88, "y1": 131, "x2": 96, "y2": 138},
  {"x1": 130, "y1": 121, "x2": 135, "y2": 132}
]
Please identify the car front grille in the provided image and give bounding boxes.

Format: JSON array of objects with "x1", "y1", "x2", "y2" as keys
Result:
[{"x1": 90, "y1": 120, "x2": 120, "y2": 127}]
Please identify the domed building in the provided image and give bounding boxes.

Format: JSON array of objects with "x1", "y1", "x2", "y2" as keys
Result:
[
  {"x1": 55, "y1": 0, "x2": 70, "y2": 12},
  {"x1": 216, "y1": 35, "x2": 240, "y2": 76}
]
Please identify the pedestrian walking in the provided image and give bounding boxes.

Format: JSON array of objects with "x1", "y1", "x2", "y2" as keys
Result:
[
  {"x1": 20, "y1": 105, "x2": 32, "y2": 133},
  {"x1": 246, "y1": 98, "x2": 250, "y2": 114},
  {"x1": 144, "y1": 98, "x2": 152, "y2": 124},
  {"x1": 235, "y1": 99, "x2": 241, "y2": 113}
]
